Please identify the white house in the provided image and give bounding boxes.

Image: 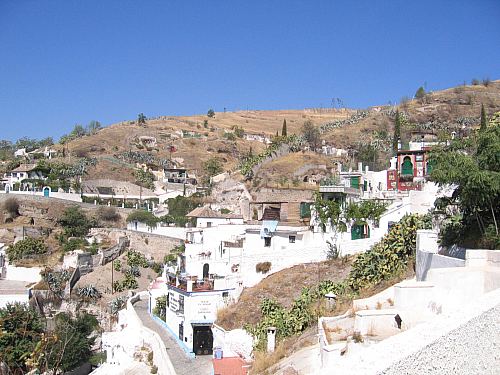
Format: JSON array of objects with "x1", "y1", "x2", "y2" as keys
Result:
[{"x1": 2, "y1": 164, "x2": 47, "y2": 191}]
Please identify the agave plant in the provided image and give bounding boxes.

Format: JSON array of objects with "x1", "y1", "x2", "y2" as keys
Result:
[
  {"x1": 109, "y1": 296, "x2": 127, "y2": 314},
  {"x1": 77, "y1": 284, "x2": 102, "y2": 300}
]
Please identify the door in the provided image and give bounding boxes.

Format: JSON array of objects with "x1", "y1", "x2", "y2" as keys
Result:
[
  {"x1": 203, "y1": 263, "x2": 209, "y2": 279},
  {"x1": 192, "y1": 325, "x2": 213, "y2": 355},
  {"x1": 178, "y1": 323, "x2": 184, "y2": 341},
  {"x1": 43, "y1": 187, "x2": 50, "y2": 197}
]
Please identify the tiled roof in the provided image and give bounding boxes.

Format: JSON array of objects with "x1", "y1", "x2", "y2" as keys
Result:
[
  {"x1": 11, "y1": 164, "x2": 37, "y2": 172},
  {"x1": 213, "y1": 357, "x2": 249, "y2": 375},
  {"x1": 186, "y1": 205, "x2": 242, "y2": 219}
]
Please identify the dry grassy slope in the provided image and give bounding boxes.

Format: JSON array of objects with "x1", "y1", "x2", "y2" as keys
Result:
[
  {"x1": 62, "y1": 109, "x2": 350, "y2": 180},
  {"x1": 59, "y1": 81, "x2": 500, "y2": 182},
  {"x1": 323, "y1": 81, "x2": 500, "y2": 146},
  {"x1": 216, "y1": 259, "x2": 351, "y2": 331}
]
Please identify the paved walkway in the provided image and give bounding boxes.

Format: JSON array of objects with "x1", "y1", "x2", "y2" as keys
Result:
[{"x1": 134, "y1": 299, "x2": 213, "y2": 375}]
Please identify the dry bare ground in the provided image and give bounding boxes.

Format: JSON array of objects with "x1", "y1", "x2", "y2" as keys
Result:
[{"x1": 217, "y1": 258, "x2": 352, "y2": 330}]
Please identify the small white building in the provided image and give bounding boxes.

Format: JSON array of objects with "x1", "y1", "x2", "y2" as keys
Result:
[{"x1": 2, "y1": 164, "x2": 47, "y2": 191}]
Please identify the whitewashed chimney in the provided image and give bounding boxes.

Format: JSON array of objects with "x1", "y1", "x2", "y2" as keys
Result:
[{"x1": 267, "y1": 327, "x2": 276, "y2": 353}]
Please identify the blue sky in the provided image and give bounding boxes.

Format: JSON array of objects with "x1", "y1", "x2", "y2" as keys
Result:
[{"x1": 1, "y1": 0, "x2": 499, "y2": 141}]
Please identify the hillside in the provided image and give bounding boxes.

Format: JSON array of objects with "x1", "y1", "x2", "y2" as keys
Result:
[{"x1": 47, "y1": 80, "x2": 500, "y2": 186}]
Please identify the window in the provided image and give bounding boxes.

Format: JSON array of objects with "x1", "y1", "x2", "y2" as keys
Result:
[
  {"x1": 206, "y1": 222, "x2": 212, "y2": 228},
  {"x1": 222, "y1": 291, "x2": 229, "y2": 298},
  {"x1": 401, "y1": 156, "x2": 414, "y2": 175},
  {"x1": 264, "y1": 237, "x2": 271, "y2": 247},
  {"x1": 289, "y1": 235, "x2": 296, "y2": 243}
]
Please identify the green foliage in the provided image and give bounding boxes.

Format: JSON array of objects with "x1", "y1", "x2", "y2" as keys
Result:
[
  {"x1": 246, "y1": 214, "x2": 428, "y2": 347},
  {"x1": 58, "y1": 206, "x2": 93, "y2": 238},
  {"x1": 126, "y1": 210, "x2": 158, "y2": 229},
  {"x1": 109, "y1": 296, "x2": 127, "y2": 314},
  {"x1": 313, "y1": 192, "x2": 347, "y2": 233},
  {"x1": 429, "y1": 121, "x2": 500, "y2": 248},
  {"x1": 414, "y1": 86, "x2": 426, "y2": 100},
  {"x1": 113, "y1": 260, "x2": 121, "y2": 272},
  {"x1": 480, "y1": 103, "x2": 488, "y2": 131},
  {"x1": 41, "y1": 269, "x2": 70, "y2": 298},
  {"x1": 0, "y1": 303, "x2": 44, "y2": 373},
  {"x1": 393, "y1": 110, "x2": 402, "y2": 153},
  {"x1": 163, "y1": 195, "x2": 201, "y2": 226},
  {"x1": 126, "y1": 250, "x2": 149, "y2": 268},
  {"x1": 153, "y1": 295, "x2": 167, "y2": 321},
  {"x1": 62, "y1": 237, "x2": 87, "y2": 253},
  {"x1": 138, "y1": 113, "x2": 147, "y2": 125},
  {"x1": 77, "y1": 284, "x2": 102, "y2": 301},
  {"x1": 347, "y1": 214, "x2": 429, "y2": 292},
  {"x1": 207, "y1": 109, "x2": 215, "y2": 118},
  {"x1": 6, "y1": 237, "x2": 48, "y2": 261},
  {"x1": 33, "y1": 313, "x2": 99, "y2": 373},
  {"x1": 223, "y1": 132, "x2": 236, "y2": 141},
  {"x1": 281, "y1": 119, "x2": 287, "y2": 136},
  {"x1": 203, "y1": 156, "x2": 223, "y2": 179},
  {"x1": 301, "y1": 120, "x2": 321, "y2": 150},
  {"x1": 345, "y1": 200, "x2": 387, "y2": 225},
  {"x1": 134, "y1": 168, "x2": 155, "y2": 190}
]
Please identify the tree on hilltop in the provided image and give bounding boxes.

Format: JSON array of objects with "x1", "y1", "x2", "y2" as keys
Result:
[
  {"x1": 137, "y1": 113, "x2": 146, "y2": 125},
  {"x1": 207, "y1": 109, "x2": 215, "y2": 118},
  {"x1": 480, "y1": 104, "x2": 488, "y2": 131},
  {"x1": 282, "y1": 119, "x2": 287, "y2": 136},
  {"x1": 415, "y1": 86, "x2": 426, "y2": 100}
]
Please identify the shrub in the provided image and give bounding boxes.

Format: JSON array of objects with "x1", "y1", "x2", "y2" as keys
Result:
[
  {"x1": 2, "y1": 197, "x2": 19, "y2": 217},
  {"x1": 126, "y1": 249, "x2": 149, "y2": 268},
  {"x1": 58, "y1": 206, "x2": 92, "y2": 237},
  {"x1": 7, "y1": 237, "x2": 48, "y2": 261},
  {"x1": 256, "y1": 261, "x2": 271, "y2": 274},
  {"x1": 97, "y1": 206, "x2": 120, "y2": 222},
  {"x1": 63, "y1": 237, "x2": 87, "y2": 253},
  {"x1": 77, "y1": 284, "x2": 102, "y2": 301},
  {"x1": 126, "y1": 210, "x2": 158, "y2": 229},
  {"x1": 352, "y1": 331, "x2": 364, "y2": 343}
]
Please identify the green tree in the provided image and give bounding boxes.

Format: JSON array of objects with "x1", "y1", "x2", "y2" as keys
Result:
[
  {"x1": 429, "y1": 121, "x2": 500, "y2": 248},
  {"x1": 480, "y1": 103, "x2": 488, "y2": 131},
  {"x1": 31, "y1": 313, "x2": 98, "y2": 373},
  {"x1": 281, "y1": 119, "x2": 287, "y2": 136},
  {"x1": 207, "y1": 109, "x2": 215, "y2": 118},
  {"x1": 70, "y1": 124, "x2": 86, "y2": 138},
  {"x1": 137, "y1": 113, "x2": 147, "y2": 125},
  {"x1": 126, "y1": 210, "x2": 158, "y2": 229},
  {"x1": 0, "y1": 303, "x2": 44, "y2": 373},
  {"x1": 203, "y1": 157, "x2": 223, "y2": 179},
  {"x1": 414, "y1": 86, "x2": 426, "y2": 100},
  {"x1": 393, "y1": 110, "x2": 402, "y2": 153},
  {"x1": 134, "y1": 168, "x2": 155, "y2": 190},
  {"x1": 58, "y1": 206, "x2": 92, "y2": 237},
  {"x1": 86, "y1": 120, "x2": 102, "y2": 135},
  {"x1": 6, "y1": 237, "x2": 48, "y2": 262},
  {"x1": 301, "y1": 120, "x2": 321, "y2": 151}
]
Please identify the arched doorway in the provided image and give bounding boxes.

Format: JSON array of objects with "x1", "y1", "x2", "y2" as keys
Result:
[
  {"x1": 401, "y1": 156, "x2": 413, "y2": 175},
  {"x1": 202, "y1": 263, "x2": 209, "y2": 279},
  {"x1": 42, "y1": 186, "x2": 51, "y2": 197}
]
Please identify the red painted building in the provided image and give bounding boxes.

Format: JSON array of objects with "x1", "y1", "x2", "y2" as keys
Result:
[{"x1": 387, "y1": 148, "x2": 433, "y2": 191}]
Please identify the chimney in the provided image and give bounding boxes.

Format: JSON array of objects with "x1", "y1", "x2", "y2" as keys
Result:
[
  {"x1": 267, "y1": 327, "x2": 276, "y2": 353},
  {"x1": 397, "y1": 138, "x2": 402, "y2": 151},
  {"x1": 187, "y1": 280, "x2": 193, "y2": 292},
  {"x1": 358, "y1": 162, "x2": 363, "y2": 173}
]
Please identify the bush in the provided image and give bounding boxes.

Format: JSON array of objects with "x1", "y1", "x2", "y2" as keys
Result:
[
  {"x1": 62, "y1": 237, "x2": 87, "y2": 253},
  {"x1": 2, "y1": 197, "x2": 19, "y2": 217},
  {"x1": 97, "y1": 206, "x2": 120, "y2": 222},
  {"x1": 126, "y1": 210, "x2": 158, "y2": 229},
  {"x1": 256, "y1": 261, "x2": 271, "y2": 274},
  {"x1": 58, "y1": 206, "x2": 93, "y2": 237},
  {"x1": 7, "y1": 237, "x2": 48, "y2": 261}
]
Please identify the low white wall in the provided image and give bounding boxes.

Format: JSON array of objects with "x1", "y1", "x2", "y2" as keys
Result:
[
  {"x1": 0, "y1": 190, "x2": 82, "y2": 202},
  {"x1": 354, "y1": 309, "x2": 401, "y2": 337},
  {"x1": 320, "y1": 287, "x2": 500, "y2": 374},
  {"x1": 353, "y1": 286, "x2": 395, "y2": 311},
  {"x1": 127, "y1": 222, "x2": 187, "y2": 240},
  {"x1": 0, "y1": 293, "x2": 29, "y2": 308},
  {"x1": 416, "y1": 250, "x2": 465, "y2": 281},
  {"x1": 4, "y1": 264, "x2": 42, "y2": 282},
  {"x1": 127, "y1": 293, "x2": 176, "y2": 375},
  {"x1": 212, "y1": 323, "x2": 253, "y2": 360}
]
